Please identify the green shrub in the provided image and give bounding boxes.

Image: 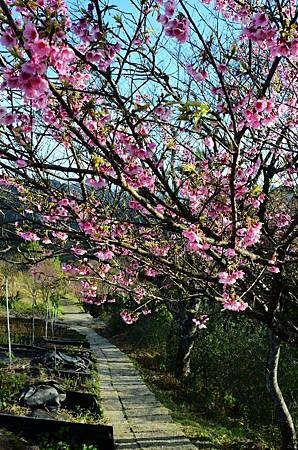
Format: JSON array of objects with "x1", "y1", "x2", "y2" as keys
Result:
[
  {"x1": 0, "y1": 290, "x2": 21, "y2": 309},
  {"x1": 113, "y1": 305, "x2": 298, "y2": 429}
]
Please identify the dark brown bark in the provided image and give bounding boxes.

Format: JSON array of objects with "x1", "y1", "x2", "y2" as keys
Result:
[{"x1": 266, "y1": 330, "x2": 297, "y2": 450}]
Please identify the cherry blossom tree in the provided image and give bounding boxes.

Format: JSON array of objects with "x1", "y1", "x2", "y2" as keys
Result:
[
  {"x1": 31, "y1": 258, "x2": 64, "y2": 337},
  {"x1": 0, "y1": 0, "x2": 297, "y2": 446}
]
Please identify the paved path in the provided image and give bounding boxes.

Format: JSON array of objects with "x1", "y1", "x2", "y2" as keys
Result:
[{"x1": 59, "y1": 301, "x2": 197, "y2": 450}]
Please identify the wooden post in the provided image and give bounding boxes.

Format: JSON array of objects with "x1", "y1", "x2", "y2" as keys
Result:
[
  {"x1": 32, "y1": 290, "x2": 36, "y2": 346},
  {"x1": 5, "y1": 275, "x2": 12, "y2": 367}
]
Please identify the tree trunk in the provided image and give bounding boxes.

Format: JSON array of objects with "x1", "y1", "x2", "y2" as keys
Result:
[
  {"x1": 266, "y1": 330, "x2": 297, "y2": 450},
  {"x1": 175, "y1": 316, "x2": 197, "y2": 379}
]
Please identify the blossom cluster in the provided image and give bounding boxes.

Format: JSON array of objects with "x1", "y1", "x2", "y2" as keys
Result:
[{"x1": 157, "y1": 1, "x2": 190, "y2": 43}]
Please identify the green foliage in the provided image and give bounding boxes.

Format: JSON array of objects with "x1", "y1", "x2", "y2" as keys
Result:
[
  {"x1": 167, "y1": 314, "x2": 298, "y2": 425},
  {"x1": 105, "y1": 303, "x2": 172, "y2": 349},
  {"x1": 0, "y1": 370, "x2": 30, "y2": 410},
  {"x1": 108, "y1": 308, "x2": 297, "y2": 448},
  {"x1": 0, "y1": 290, "x2": 21, "y2": 309},
  {"x1": 0, "y1": 259, "x2": 66, "y2": 316},
  {"x1": 37, "y1": 434, "x2": 99, "y2": 450}
]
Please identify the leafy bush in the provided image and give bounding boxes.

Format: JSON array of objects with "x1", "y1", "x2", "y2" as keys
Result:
[
  {"x1": 105, "y1": 302, "x2": 172, "y2": 350},
  {"x1": 112, "y1": 306, "x2": 298, "y2": 429},
  {"x1": 166, "y1": 314, "x2": 298, "y2": 426},
  {"x1": 0, "y1": 290, "x2": 21, "y2": 309}
]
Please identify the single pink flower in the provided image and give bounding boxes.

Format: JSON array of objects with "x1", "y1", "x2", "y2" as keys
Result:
[
  {"x1": 164, "y1": 1, "x2": 176, "y2": 17},
  {"x1": 268, "y1": 266, "x2": 280, "y2": 273},
  {"x1": 225, "y1": 248, "x2": 236, "y2": 258},
  {"x1": 253, "y1": 12, "x2": 269, "y2": 28},
  {"x1": 204, "y1": 136, "x2": 214, "y2": 147},
  {"x1": 142, "y1": 306, "x2": 151, "y2": 315},
  {"x1": 182, "y1": 228, "x2": 200, "y2": 243},
  {"x1": 254, "y1": 99, "x2": 267, "y2": 112},
  {"x1": 23, "y1": 23, "x2": 39, "y2": 42},
  {"x1": 0, "y1": 29, "x2": 17, "y2": 48},
  {"x1": 71, "y1": 247, "x2": 87, "y2": 256},
  {"x1": 217, "y1": 63, "x2": 228, "y2": 74},
  {"x1": 145, "y1": 268, "x2": 158, "y2": 277},
  {"x1": 192, "y1": 315, "x2": 209, "y2": 329},
  {"x1": 16, "y1": 158, "x2": 28, "y2": 168}
]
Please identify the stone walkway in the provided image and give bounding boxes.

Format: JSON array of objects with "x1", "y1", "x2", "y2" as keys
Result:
[{"x1": 59, "y1": 302, "x2": 197, "y2": 450}]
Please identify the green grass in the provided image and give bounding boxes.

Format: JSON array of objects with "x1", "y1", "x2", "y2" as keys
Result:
[
  {"x1": 142, "y1": 369, "x2": 275, "y2": 449},
  {"x1": 159, "y1": 396, "x2": 273, "y2": 449}
]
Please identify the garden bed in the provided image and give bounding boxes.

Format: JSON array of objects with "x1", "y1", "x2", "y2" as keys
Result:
[
  {"x1": 0, "y1": 413, "x2": 114, "y2": 450},
  {"x1": 0, "y1": 316, "x2": 109, "y2": 449},
  {"x1": 0, "y1": 317, "x2": 87, "y2": 347}
]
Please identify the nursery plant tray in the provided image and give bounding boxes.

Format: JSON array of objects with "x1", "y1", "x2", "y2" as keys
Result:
[
  {"x1": 65, "y1": 390, "x2": 99, "y2": 411},
  {"x1": 0, "y1": 412, "x2": 114, "y2": 449}
]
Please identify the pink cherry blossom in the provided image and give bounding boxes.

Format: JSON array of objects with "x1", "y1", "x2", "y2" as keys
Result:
[
  {"x1": 157, "y1": 14, "x2": 169, "y2": 26},
  {"x1": 182, "y1": 227, "x2": 200, "y2": 243},
  {"x1": 204, "y1": 136, "x2": 214, "y2": 147},
  {"x1": 225, "y1": 248, "x2": 236, "y2": 258},
  {"x1": 142, "y1": 306, "x2": 151, "y2": 315},
  {"x1": 71, "y1": 247, "x2": 87, "y2": 256},
  {"x1": 268, "y1": 266, "x2": 280, "y2": 274},
  {"x1": 222, "y1": 298, "x2": 248, "y2": 312},
  {"x1": 52, "y1": 231, "x2": 68, "y2": 240},
  {"x1": 218, "y1": 270, "x2": 245, "y2": 285},
  {"x1": 217, "y1": 64, "x2": 228, "y2": 74},
  {"x1": 86, "y1": 177, "x2": 106, "y2": 188},
  {"x1": 185, "y1": 65, "x2": 209, "y2": 82},
  {"x1": 154, "y1": 105, "x2": 172, "y2": 119},
  {"x1": 16, "y1": 158, "x2": 28, "y2": 168},
  {"x1": 192, "y1": 315, "x2": 209, "y2": 329},
  {"x1": 0, "y1": 29, "x2": 17, "y2": 48},
  {"x1": 23, "y1": 23, "x2": 39, "y2": 42},
  {"x1": 145, "y1": 268, "x2": 158, "y2": 277},
  {"x1": 120, "y1": 310, "x2": 138, "y2": 324},
  {"x1": 164, "y1": 16, "x2": 190, "y2": 43},
  {"x1": 164, "y1": 1, "x2": 176, "y2": 17},
  {"x1": 254, "y1": 99, "x2": 267, "y2": 112},
  {"x1": 238, "y1": 222, "x2": 262, "y2": 248},
  {"x1": 253, "y1": 12, "x2": 269, "y2": 27},
  {"x1": 100, "y1": 263, "x2": 111, "y2": 273},
  {"x1": 0, "y1": 175, "x2": 10, "y2": 186},
  {"x1": 18, "y1": 231, "x2": 40, "y2": 241},
  {"x1": 28, "y1": 39, "x2": 51, "y2": 58}
]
